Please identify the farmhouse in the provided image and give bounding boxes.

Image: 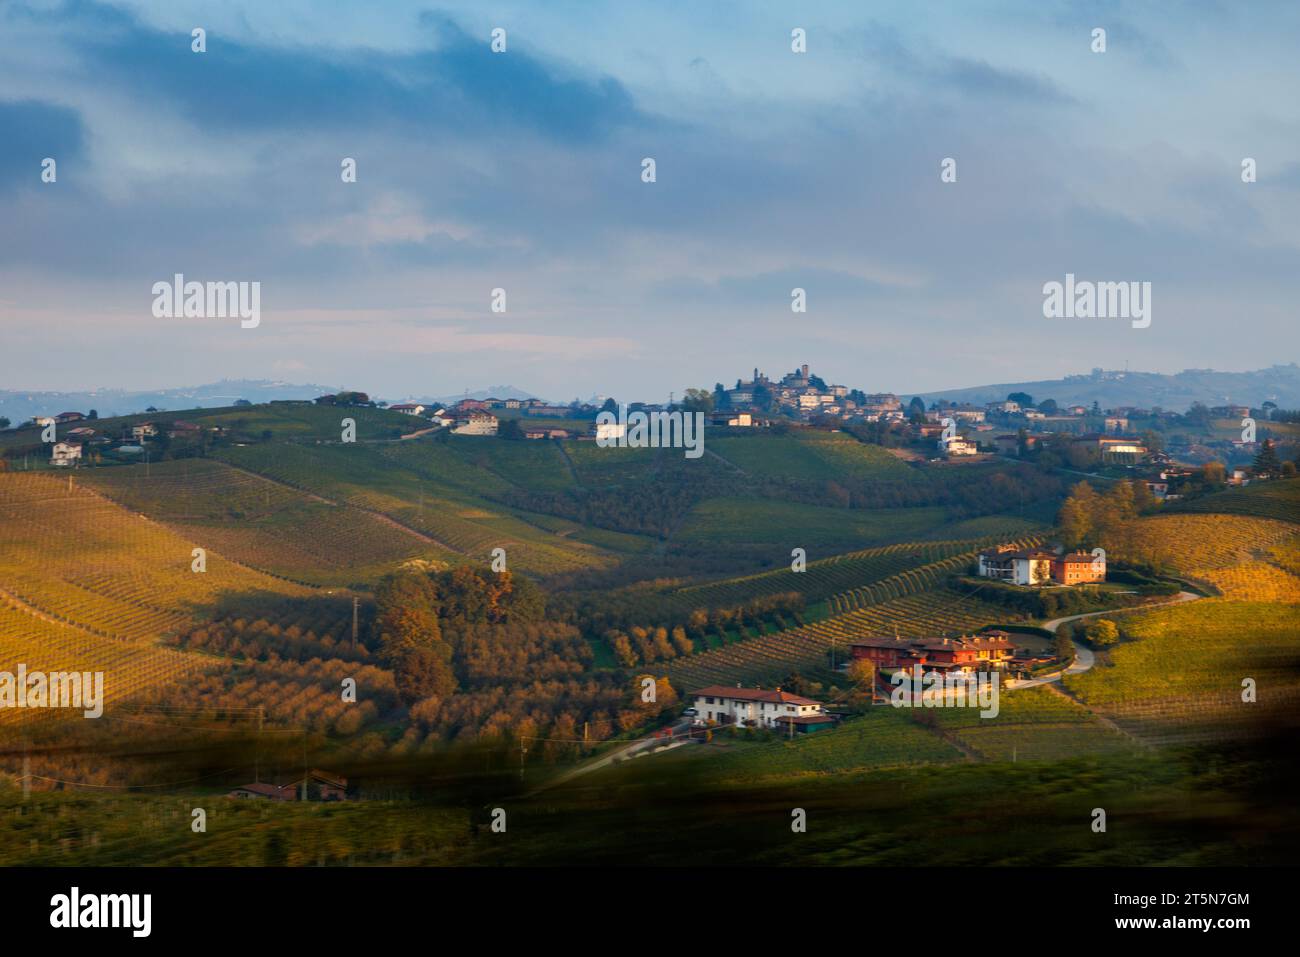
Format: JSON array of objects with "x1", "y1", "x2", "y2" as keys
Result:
[
  {"x1": 50, "y1": 441, "x2": 82, "y2": 467},
  {"x1": 452, "y1": 412, "x2": 498, "y2": 436},
  {"x1": 166, "y1": 420, "x2": 202, "y2": 438},
  {"x1": 55, "y1": 411, "x2": 85, "y2": 423},
  {"x1": 388, "y1": 403, "x2": 426, "y2": 416},
  {"x1": 1053, "y1": 552, "x2": 1105, "y2": 584},
  {"x1": 689, "y1": 685, "x2": 828, "y2": 730},
  {"x1": 978, "y1": 544, "x2": 1106, "y2": 585},
  {"x1": 940, "y1": 436, "x2": 979, "y2": 456},
  {"x1": 1076, "y1": 434, "x2": 1148, "y2": 462},
  {"x1": 977, "y1": 546, "x2": 1056, "y2": 585},
  {"x1": 132, "y1": 422, "x2": 158, "y2": 441},
  {"x1": 710, "y1": 411, "x2": 753, "y2": 427},
  {"x1": 227, "y1": 769, "x2": 348, "y2": 802},
  {"x1": 849, "y1": 634, "x2": 1015, "y2": 674}
]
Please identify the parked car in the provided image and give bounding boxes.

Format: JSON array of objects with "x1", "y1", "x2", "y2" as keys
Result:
[{"x1": 682, "y1": 707, "x2": 698, "y2": 717}]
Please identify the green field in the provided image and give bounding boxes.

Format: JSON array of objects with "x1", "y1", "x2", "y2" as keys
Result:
[{"x1": 709, "y1": 431, "x2": 916, "y2": 481}]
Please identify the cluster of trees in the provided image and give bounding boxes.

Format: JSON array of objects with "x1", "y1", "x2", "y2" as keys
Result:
[
  {"x1": 1057, "y1": 479, "x2": 1158, "y2": 552},
  {"x1": 604, "y1": 625, "x2": 693, "y2": 667},
  {"x1": 1059, "y1": 617, "x2": 1121, "y2": 648},
  {"x1": 373, "y1": 566, "x2": 547, "y2": 705},
  {"x1": 753, "y1": 462, "x2": 1064, "y2": 519},
  {"x1": 576, "y1": 590, "x2": 805, "y2": 652}
]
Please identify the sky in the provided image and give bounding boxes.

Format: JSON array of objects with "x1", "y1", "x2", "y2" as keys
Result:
[{"x1": 1, "y1": 0, "x2": 1298, "y2": 402}]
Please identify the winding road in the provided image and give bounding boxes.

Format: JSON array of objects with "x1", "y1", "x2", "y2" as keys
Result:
[{"x1": 1006, "y1": 590, "x2": 1201, "y2": 689}]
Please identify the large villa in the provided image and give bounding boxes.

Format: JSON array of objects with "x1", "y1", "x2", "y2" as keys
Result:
[{"x1": 977, "y1": 544, "x2": 1105, "y2": 586}]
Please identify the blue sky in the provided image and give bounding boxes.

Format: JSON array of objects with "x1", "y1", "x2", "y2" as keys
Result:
[{"x1": 1, "y1": 0, "x2": 1297, "y2": 401}]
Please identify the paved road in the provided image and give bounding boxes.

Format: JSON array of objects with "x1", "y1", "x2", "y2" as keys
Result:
[
  {"x1": 1007, "y1": 590, "x2": 1201, "y2": 689},
  {"x1": 528, "y1": 717, "x2": 694, "y2": 794}
]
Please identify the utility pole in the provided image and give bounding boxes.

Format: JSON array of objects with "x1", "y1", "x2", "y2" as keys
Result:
[
  {"x1": 519, "y1": 739, "x2": 528, "y2": 779},
  {"x1": 21, "y1": 739, "x2": 30, "y2": 801},
  {"x1": 255, "y1": 706, "x2": 264, "y2": 783},
  {"x1": 352, "y1": 597, "x2": 359, "y2": 649}
]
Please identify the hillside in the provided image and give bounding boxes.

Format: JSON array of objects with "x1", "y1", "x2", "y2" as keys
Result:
[{"x1": 910, "y1": 364, "x2": 1300, "y2": 411}]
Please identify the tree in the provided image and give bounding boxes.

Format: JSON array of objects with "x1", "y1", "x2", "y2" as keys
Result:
[
  {"x1": 1184, "y1": 402, "x2": 1211, "y2": 428},
  {"x1": 375, "y1": 573, "x2": 442, "y2": 652},
  {"x1": 498, "y1": 418, "x2": 523, "y2": 441},
  {"x1": 1038, "y1": 399, "x2": 1058, "y2": 415},
  {"x1": 1058, "y1": 481, "x2": 1099, "y2": 548},
  {"x1": 712, "y1": 383, "x2": 731, "y2": 410},
  {"x1": 846, "y1": 658, "x2": 876, "y2": 694},
  {"x1": 0, "y1": 417, "x2": 9, "y2": 430},
  {"x1": 599, "y1": 397, "x2": 618, "y2": 414},
  {"x1": 681, "y1": 388, "x2": 714, "y2": 414},
  {"x1": 1201, "y1": 461, "x2": 1226, "y2": 487},
  {"x1": 1085, "y1": 619, "x2": 1120, "y2": 647},
  {"x1": 88, "y1": 409, "x2": 98, "y2": 420},
  {"x1": 1253, "y1": 439, "x2": 1282, "y2": 479},
  {"x1": 392, "y1": 645, "x2": 457, "y2": 704},
  {"x1": 1007, "y1": 392, "x2": 1033, "y2": 407},
  {"x1": 907, "y1": 396, "x2": 927, "y2": 420}
]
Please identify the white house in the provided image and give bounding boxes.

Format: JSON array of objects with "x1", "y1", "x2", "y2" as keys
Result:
[
  {"x1": 452, "y1": 412, "x2": 498, "y2": 436},
  {"x1": 977, "y1": 546, "x2": 1056, "y2": 585},
  {"x1": 388, "y1": 403, "x2": 426, "y2": 416},
  {"x1": 689, "y1": 686, "x2": 825, "y2": 729},
  {"x1": 709, "y1": 411, "x2": 752, "y2": 427},
  {"x1": 132, "y1": 422, "x2": 157, "y2": 441},
  {"x1": 51, "y1": 441, "x2": 82, "y2": 467},
  {"x1": 941, "y1": 437, "x2": 979, "y2": 456},
  {"x1": 593, "y1": 420, "x2": 627, "y2": 442}
]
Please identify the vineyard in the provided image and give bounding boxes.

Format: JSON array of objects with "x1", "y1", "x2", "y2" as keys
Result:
[
  {"x1": 214, "y1": 443, "x2": 615, "y2": 576},
  {"x1": 670, "y1": 535, "x2": 1042, "y2": 614},
  {"x1": 925, "y1": 686, "x2": 1137, "y2": 761},
  {"x1": 666, "y1": 588, "x2": 1014, "y2": 689},
  {"x1": 1116, "y1": 514, "x2": 1298, "y2": 572},
  {"x1": 0, "y1": 473, "x2": 310, "y2": 643},
  {"x1": 708, "y1": 432, "x2": 917, "y2": 482},
  {"x1": 675, "y1": 498, "x2": 947, "y2": 551},
  {"x1": 1063, "y1": 600, "x2": 1300, "y2": 746},
  {"x1": 1171, "y1": 477, "x2": 1300, "y2": 524},
  {"x1": 79, "y1": 460, "x2": 437, "y2": 586},
  {"x1": 0, "y1": 602, "x2": 205, "y2": 732}
]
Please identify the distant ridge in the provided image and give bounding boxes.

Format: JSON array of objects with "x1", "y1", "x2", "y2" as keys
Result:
[
  {"x1": 0, "y1": 379, "x2": 340, "y2": 422},
  {"x1": 904, "y1": 365, "x2": 1300, "y2": 411}
]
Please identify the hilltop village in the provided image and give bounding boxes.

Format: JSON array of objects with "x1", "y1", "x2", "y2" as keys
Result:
[{"x1": 12, "y1": 365, "x2": 1296, "y2": 502}]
